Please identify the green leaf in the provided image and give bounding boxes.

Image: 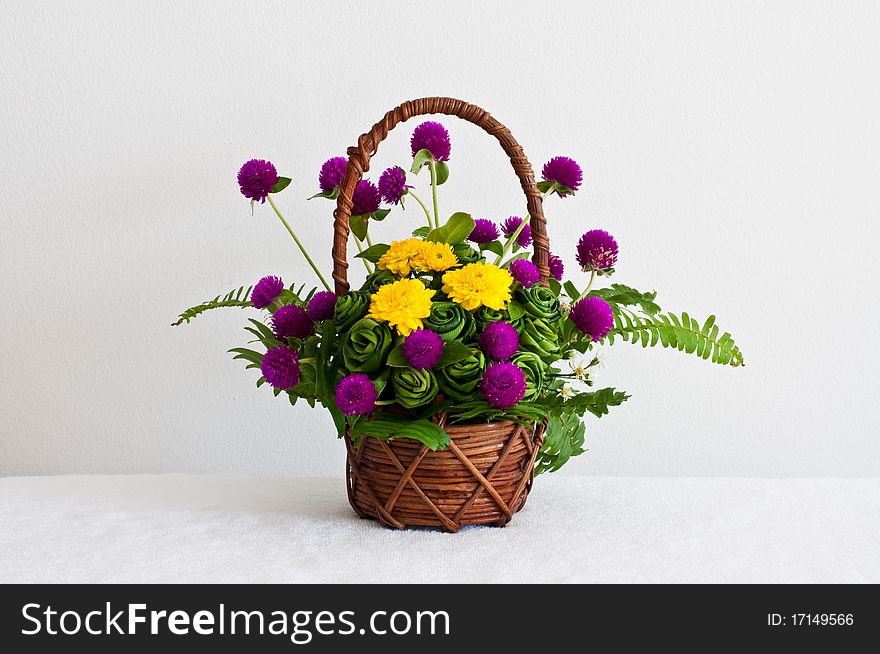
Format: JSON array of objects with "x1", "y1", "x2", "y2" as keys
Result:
[
  {"x1": 371, "y1": 208, "x2": 391, "y2": 222},
  {"x1": 270, "y1": 177, "x2": 291, "y2": 194},
  {"x1": 172, "y1": 285, "x2": 253, "y2": 325},
  {"x1": 535, "y1": 413, "x2": 586, "y2": 475},
  {"x1": 355, "y1": 243, "x2": 390, "y2": 263},
  {"x1": 591, "y1": 283, "x2": 660, "y2": 315},
  {"x1": 307, "y1": 189, "x2": 338, "y2": 201},
  {"x1": 351, "y1": 415, "x2": 450, "y2": 451},
  {"x1": 480, "y1": 241, "x2": 504, "y2": 258},
  {"x1": 506, "y1": 300, "x2": 526, "y2": 321},
  {"x1": 434, "y1": 340, "x2": 471, "y2": 368},
  {"x1": 386, "y1": 344, "x2": 409, "y2": 367},
  {"x1": 536, "y1": 180, "x2": 553, "y2": 194},
  {"x1": 412, "y1": 226, "x2": 430, "y2": 238},
  {"x1": 548, "y1": 278, "x2": 562, "y2": 295},
  {"x1": 411, "y1": 148, "x2": 433, "y2": 173},
  {"x1": 435, "y1": 161, "x2": 449, "y2": 185},
  {"x1": 564, "y1": 281, "x2": 581, "y2": 302},
  {"x1": 427, "y1": 212, "x2": 475, "y2": 245},
  {"x1": 350, "y1": 213, "x2": 368, "y2": 241}
]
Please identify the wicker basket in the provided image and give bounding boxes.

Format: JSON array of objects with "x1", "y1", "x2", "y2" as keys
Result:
[{"x1": 332, "y1": 97, "x2": 551, "y2": 532}]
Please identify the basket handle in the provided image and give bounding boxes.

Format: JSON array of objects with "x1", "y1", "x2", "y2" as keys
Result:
[{"x1": 332, "y1": 97, "x2": 549, "y2": 294}]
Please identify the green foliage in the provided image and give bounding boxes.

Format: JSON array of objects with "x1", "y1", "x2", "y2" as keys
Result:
[
  {"x1": 410, "y1": 148, "x2": 434, "y2": 173},
  {"x1": 591, "y1": 283, "x2": 661, "y2": 315},
  {"x1": 536, "y1": 413, "x2": 586, "y2": 475},
  {"x1": 270, "y1": 177, "x2": 291, "y2": 194},
  {"x1": 351, "y1": 415, "x2": 450, "y2": 451},
  {"x1": 603, "y1": 308, "x2": 744, "y2": 367},
  {"x1": 427, "y1": 212, "x2": 474, "y2": 245},
  {"x1": 173, "y1": 286, "x2": 252, "y2": 325}
]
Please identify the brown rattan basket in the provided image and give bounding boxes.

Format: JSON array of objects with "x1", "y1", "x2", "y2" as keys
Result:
[{"x1": 333, "y1": 97, "x2": 550, "y2": 532}]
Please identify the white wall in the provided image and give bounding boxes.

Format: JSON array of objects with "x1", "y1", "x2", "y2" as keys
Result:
[{"x1": 1, "y1": 1, "x2": 878, "y2": 478}]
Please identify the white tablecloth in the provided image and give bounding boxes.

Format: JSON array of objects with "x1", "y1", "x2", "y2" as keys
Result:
[{"x1": 1, "y1": 475, "x2": 877, "y2": 583}]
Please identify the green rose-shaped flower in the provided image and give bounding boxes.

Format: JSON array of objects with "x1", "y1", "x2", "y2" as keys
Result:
[
  {"x1": 511, "y1": 351, "x2": 547, "y2": 402},
  {"x1": 518, "y1": 316, "x2": 561, "y2": 363},
  {"x1": 436, "y1": 348, "x2": 486, "y2": 400},
  {"x1": 333, "y1": 291, "x2": 370, "y2": 333},
  {"x1": 475, "y1": 306, "x2": 506, "y2": 331},
  {"x1": 515, "y1": 285, "x2": 561, "y2": 323},
  {"x1": 425, "y1": 301, "x2": 476, "y2": 343},
  {"x1": 391, "y1": 366, "x2": 440, "y2": 408},
  {"x1": 453, "y1": 242, "x2": 481, "y2": 265},
  {"x1": 342, "y1": 318, "x2": 394, "y2": 374},
  {"x1": 360, "y1": 269, "x2": 397, "y2": 294}
]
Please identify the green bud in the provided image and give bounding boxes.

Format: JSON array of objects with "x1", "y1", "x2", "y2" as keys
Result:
[
  {"x1": 424, "y1": 301, "x2": 476, "y2": 343},
  {"x1": 515, "y1": 285, "x2": 561, "y2": 323},
  {"x1": 333, "y1": 290, "x2": 370, "y2": 332},
  {"x1": 391, "y1": 366, "x2": 440, "y2": 408},
  {"x1": 511, "y1": 351, "x2": 547, "y2": 401},
  {"x1": 518, "y1": 316, "x2": 561, "y2": 363},
  {"x1": 436, "y1": 348, "x2": 486, "y2": 400},
  {"x1": 342, "y1": 318, "x2": 394, "y2": 374}
]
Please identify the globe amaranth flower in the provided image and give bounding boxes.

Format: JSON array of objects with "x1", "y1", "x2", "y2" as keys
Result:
[
  {"x1": 442, "y1": 262, "x2": 513, "y2": 311},
  {"x1": 237, "y1": 159, "x2": 279, "y2": 203},
  {"x1": 509, "y1": 259, "x2": 540, "y2": 288},
  {"x1": 548, "y1": 253, "x2": 564, "y2": 282},
  {"x1": 351, "y1": 179, "x2": 381, "y2": 216},
  {"x1": 402, "y1": 328, "x2": 444, "y2": 369},
  {"x1": 479, "y1": 321, "x2": 520, "y2": 361},
  {"x1": 468, "y1": 219, "x2": 500, "y2": 244},
  {"x1": 410, "y1": 121, "x2": 451, "y2": 161},
  {"x1": 306, "y1": 290, "x2": 337, "y2": 321},
  {"x1": 251, "y1": 275, "x2": 284, "y2": 309},
  {"x1": 272, "y1": 304, "x2": 314, "y2": 340},
  {"x1": 335, "y1": 373, "x2": 377, "y2": 416},
  {"x1": 261, "y1": 346, "x2": 300, "y2": 390},
  {"x1": 501, "y1": 216, "x2": 532, "y2": 248},
  {"x1": 480, "y1": 361, "x2": 527, "y2": 409},
  {"x1": 378, "y1": 166, "x2": 410, "y2": 205},
  {"x1": 367, "y1": 278, "x2": 436, "y2": 336},
  {"x1": 318, "y1": 156, "x2": 347, "y2": 194},
  {"x1": 414, "y1": 241, "x2": 459, "y2": 273},
  {"x1": 569, "y1": 296, "x2": 614, "y2": 341},
  {"x1": 541, "y1": 156, "x2": 583, "y2": 197},
  {"x1": 576, "y1": 229, "x2": 618, "y2": 271},
  {"x1": 378, "y1": 238, "x2": 426, "y2": 277}
]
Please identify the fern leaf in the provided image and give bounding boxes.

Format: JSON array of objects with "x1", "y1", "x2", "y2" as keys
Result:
[
  {"x1": 602, "y1": 309, "x2": 744, "y2": 367},
  {"x1": 173, "y1": 286, "x2": 253, "y2": 325}
]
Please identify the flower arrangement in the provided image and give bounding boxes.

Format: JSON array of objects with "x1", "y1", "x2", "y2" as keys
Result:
[{"x1": 176, "y1": 118, "x2": 743, "y2": 475}]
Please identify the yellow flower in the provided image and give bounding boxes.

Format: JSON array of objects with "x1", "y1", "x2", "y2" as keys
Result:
[
  {"x1": 367, "y1": 278, "x2": 436, "y2": 336},
  {"x1": 377, "y1": 238, "x2": 425, "y2": 277},
  {"x1": 441, "y1": 262, "x2": 513, "y2": 311},
  {"x1": 415, "y1": 241, "x2": 460, "y2": 273}
]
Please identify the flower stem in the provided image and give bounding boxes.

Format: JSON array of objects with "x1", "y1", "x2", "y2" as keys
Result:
[
  {"x1": 582, "y1": 269, "x2": 596, "y2": 297},
  {"x1": 266, "y1": 196, "x2": 331, "y2": 291},
  {"x1": 428, "y1": 160, "x2": 440, "y2": 229},
  {"x1": 493, "y1": 187, "x2": 557, "y2": 266},
  {"x1": 353, "y1": 237, "x2": 374, "y2": 274},
  {"x1": 408, "y1": 191, "x2": 433, "y2": 231}
]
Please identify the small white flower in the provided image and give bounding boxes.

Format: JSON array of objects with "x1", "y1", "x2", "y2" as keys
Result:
[
  {"x1": 560, "y1": 385, "x2": 574, "y2": 398},
  {"x1": 567, "y1": 355, "x2": 591, "y2": 381}
]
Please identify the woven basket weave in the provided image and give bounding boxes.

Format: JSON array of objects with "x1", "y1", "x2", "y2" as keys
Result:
[{"x1": 333, "y1": 97, "x2": 550, "y2": 532}]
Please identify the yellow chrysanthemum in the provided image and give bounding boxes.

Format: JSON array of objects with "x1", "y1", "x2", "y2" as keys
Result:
[
  {"x1": 441, "y1": 262, "x2": 513, "y2": 311},
  {"x1": 367, "y1": 278, "x2": 436, "y2": 336},
  {"x1": 377, "y1": 238, "x2": 425, "y2": 277},
  {"x1": 415, "y1": 241, "x2": 460, "y2": 273}
]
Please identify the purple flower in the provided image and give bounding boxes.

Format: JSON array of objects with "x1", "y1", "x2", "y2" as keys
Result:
[
  {"x1": 480, "y1": 362, "x2": 527, "y2": 409},
  {"x1": 260, "y1": 346, "x2": 300, "y2": 390},
  {"x1": 410, "y1": 121, "x2": 451, "y2": 162},
  {"x1": 576, "y1": 229, "x2": 618, "y2": 271},
  {"x1": 548, "y1": 253, "x2": 564, "y2": 282},
  {"x1": 402, "y1": 328, "x2": 444, "y2": 369},
  {"x1": 251, "y1": 275, "x2": 284, "y2": 309},
  {"x1": 335, "y1": 373, "x2": 377, "y2": 416},
  {"x1": 569, "y1": 296, "x2": 614, "y2": 341},
  {"x1": 378, "y1": 166, "x2": 410, "y2": 205},
  {"x1": 501, "y1": 216, "x2": 532, "y2": 248},
  {"x1": 272, "y1": 304, "x2": 314, "y2": 340},
  {"x1": 319, "y1": 156, "x2": 347, "y2": 194},
  {"x1": 468, "y1": 219, "x2": 500, "y2": 244},
  {"x1": 509, "y1": 259, "x2": 540, "y2": 288},
  {"x1": 479, "y1": 321, "x2": 520, "y2": 362},
  {"x1": 307, "y1": 291, "x2": 337, "y2": 321},
  {"x1": 351, "y1": 179, "x2": 381, "y2": 216},
  {"x1": 541, "y1": 156, "x2": 583, "y2": 197},
  {"x1": 237, "y1": 159, "x2": 279, "y2": 203}
]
